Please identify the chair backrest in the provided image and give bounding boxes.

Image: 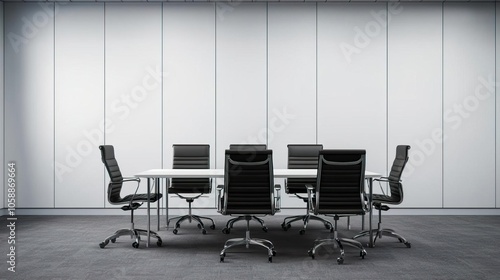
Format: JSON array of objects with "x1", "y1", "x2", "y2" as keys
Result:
[
  {"x1": 315, "y1": 149, "x2": 366, "y2": 216},
  {"x1": 171, "y1": 144, "x2": 211, "y2": 193},
  {"x1": 222, "y1": 149, "x2": 275, "y2": 215},
  {"x1": 387, "y1": 145, "x2": 411, "y2": 203},
  {"x1": 99, "y1": 145, "x2": 123, "y2": 204},
  {"x1": 286, "y1": 144, "x2": 323, "y2": 194},
  {"x1": 229, "y1": 144, "x2": 267, "y2": 152}
]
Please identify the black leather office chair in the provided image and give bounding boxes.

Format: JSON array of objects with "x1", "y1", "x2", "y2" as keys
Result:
[
  {"x1": 217, "y1": 149, "x2": 281, "y2": 262},
  {"x1": 98, "y1": 145, "x2": 162, "y2": 249},
  {"x1": 281, "y1": 144, "x2": 333, "y2": 235},
  {"x1": 221, "y1": 144, "x2": 269, "y2": 234},
  {"x1": 307, "y1": 150, "x2": 368, "y2": 264},
  {"x1": 168, "y1": 144, "x2": 215, "y2": 235},
  {"x1": 353, "y1": 145, "x2": 411, "y2": 248}
]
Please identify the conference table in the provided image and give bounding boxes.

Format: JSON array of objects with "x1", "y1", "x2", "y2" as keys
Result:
[{"x1": 135, "y1": 169, "x2": 381, "y2": 248}]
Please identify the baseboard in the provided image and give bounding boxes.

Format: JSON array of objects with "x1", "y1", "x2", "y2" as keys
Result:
[{"x1": 5, "y1": 207, "x2": 500, "y2": 216}]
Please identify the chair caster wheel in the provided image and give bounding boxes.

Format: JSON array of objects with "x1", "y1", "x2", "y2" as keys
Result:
[
  {"x1": 110, "y1": 238, "x2": 116, "y2": 243},
  {"x1": 360, "y1": 250, "x2": 366, "y2": 259},
  {"x1": 173, "y1": 229, "x2": 178, "y2": 235},
  {"x1": 132, "y1": 242, "x2": 139, "y2": 249},
  {"x1": 220, "y1": 256, "x2": 224, "y2": 263},
  {"x1": 405, "y1": 242, "x2": 411, "y2": 248},
  {"x1": 337, "y1": 257, "x2": 344, "y2": 264},
  {"x1": 222, "y1": 228, "x2": 230, "y2": 234},
  {"x1": 308, "y1": 250, "x2": 314, "y2": 259},
  {"x1": 299, "y1": 229, "x2": 305, "y2": 235},
  {"x1": 281, "y1": 223, "x2": 290, "y2": 231},
  {"x1": 202, "y1": 229, "x2": 207, "y2": 235},
  {"x1": 262, "y1": 226, "x2": 268, "y2": 233},
  {"x1": 272, "y1": 250, "x2": 277, "y2": 256},
  {"x1": 268, "y1": 256, "x2": 272, "y2": 263},
  {"x1": 99, "y1": 240, "x2": 108, "y2": 249},
  {"x1": 210, "y1": 225, "x2": 216, "y2": 230}
]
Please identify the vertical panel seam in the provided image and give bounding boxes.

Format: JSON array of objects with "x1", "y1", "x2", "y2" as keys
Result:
[
  {"x1": 2, "y1": 3, "x2": 5, "y2": 209},
  {"x1": 161, "y1": 2, "x2": 164, "y2": 211},
  {"x1": 53, "y1": 2, "x2": 56, "y2": 208},
  {"x1": 266, "y1": 2, "x2": 269, "y2": 147},
  {"x1": 161, "y1": 2, "x2": 164, "y2": 172},
  {"x1": 214, "y1": 2, "x2": 217, "y2": 203},
  {"x1": 386, "y1": 1, "x2": 389, "y2": 183},
  {"x1": 103, "y1": 3, "x2": 107, "y2": 208},
  {"x1": 316, "y1": 2, "x2": 318, "y2": 145},
  {"x1": 442, "y1": 1, "x2": 445, "y2": 209}
]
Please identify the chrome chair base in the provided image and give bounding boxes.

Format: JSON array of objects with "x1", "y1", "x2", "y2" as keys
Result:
[
  {"x1": 353, "y1": 228, "x2": 411, "y2": 248},
  {"x1": 307, "y1": 218, "x2": 366, "y2": 264},
  {"x1": 99, "y1": 225, "x2": 162, "y2": 249},
  {"x1": 307, "y1": 236, "x2": 366, "y2": 265},
  {"x1": 222, "y1": 215, "x2": 268, "y2": 234},
  {"x1": 220, "y1": 219, "x2": 276, "y2": 263},
  {"x1": 168, "y1": 214, "x2": 215, "y2": 235},
  {"x1": 167, "y1": 198, "x2": 216, "y2": 234},
  {"x1": 281, "y1": 214, "x2": 334, "y2": 235}
]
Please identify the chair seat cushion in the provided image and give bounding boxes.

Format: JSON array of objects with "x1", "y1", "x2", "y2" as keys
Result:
[
  {"x1": 169, "y1": 179, "x2": 211, "y2": 194},
  {"x1": 286, "y1": 179, "x2": 316, "y2": 194},
  {"x1": 372, "y1": 194, "x2": 399, "y2": 204},
  {"x1": 119, "y1": 193, "x2": 162, "y2": 204}
]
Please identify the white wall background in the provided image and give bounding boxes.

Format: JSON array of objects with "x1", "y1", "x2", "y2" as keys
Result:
[
  {"x1": 3, "y1": 2, "x2": 499, "y2": 211},
  {"x1": 0, "y1": 2, "x2": 3, "y2": 209}
]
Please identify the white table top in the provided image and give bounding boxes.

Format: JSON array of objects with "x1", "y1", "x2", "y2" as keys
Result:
[{"x1": 135, "y1": 169, "x2": 381, "y2": 179}]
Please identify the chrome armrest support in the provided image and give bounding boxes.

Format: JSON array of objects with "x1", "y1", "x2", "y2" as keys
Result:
[
  {"x1": 274, "y1": 184, "x2": 281, "y2": 212},
  {"x1": 306, "y1": 184, "x2": 315, "y2": 214},
  {"x1": 216, "y1": 185, "x2": 224, "y2": 213}
]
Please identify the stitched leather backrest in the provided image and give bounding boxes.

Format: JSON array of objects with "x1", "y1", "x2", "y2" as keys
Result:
[
  {"x1": 99, "y1": 145, "x2": 123, "y2": 203},
  {"x1": 223, "y1": 150, "x2": 274, "y2": 215},
  {"x1": 316, "y1": 149, "x2": 366, "y2": 215},
  {"x1": 229, "y1": 144, "x2": 267, "y2": 152},
  {"x1": 171, "y1": 144, "x2": 211, "y2": 193},
  {"x1": 387, "y1": 145, "x2": 410, "y2": 203},
  {"x1": 286, "y1": 144, "x2": 322, "y2": 194}
]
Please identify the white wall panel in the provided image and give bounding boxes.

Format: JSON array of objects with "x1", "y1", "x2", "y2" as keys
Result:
[
  {"x1": 0, "y1": 2, "x2": 3, "y2": 209},
  {"x1": 163, "y1": 3, "x2": 216, "y2": 208},
  {"x1": 55, "y1": 3, "x2": 104, "y2": 207},
  {"x1": 317, "y1": 3, "x2": 387, "y2": 176},
  {"x1": 215, "y1": 3, "x2": 267, "y2": 169},
  {"x1": 268, "y1": 3, "x2": 316, "y2": 208},
  {"x1": 496, "y1": 2, "x2": 500, "y2": 208},
  {"x1": 105, "y1": 3, "x2": 162, "y2": 207},
  {"x1": 443, "y1": 3, "x2": 495, "y2": 207},
  {"x1": 5, "y1": 3, "x2": 55, "y2": 207},
  {"x1": 388, "y1": 3, "x2": 442, "y2": 207}
]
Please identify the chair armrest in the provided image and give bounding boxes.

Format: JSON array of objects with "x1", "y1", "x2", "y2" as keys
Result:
[
  {"x1": 274, "y1": 184, "x2": 281, "y2": 212},
  {"x1": 216, "y1": 185, "x2": 224, "y2": 213},
  {"x1": 306, "y1": 184, "x2": 315, "y2": 214},
  {"x1": 116, "y1": 176, "x2": 142, "y2": 209},
  {"x1": 122, "y1": 176, "x2": 140, "y2": 183}
]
